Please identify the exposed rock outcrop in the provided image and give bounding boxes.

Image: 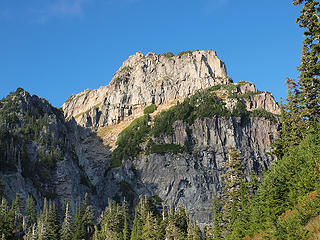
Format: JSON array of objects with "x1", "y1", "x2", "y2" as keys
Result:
[{"x1": 63, "y1": 50, "x2": 230, "y2": 127}]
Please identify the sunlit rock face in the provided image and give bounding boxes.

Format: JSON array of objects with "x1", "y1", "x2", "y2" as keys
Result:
[{"x1": 63, "y1": 50, "x2": 230, "y2": 127}]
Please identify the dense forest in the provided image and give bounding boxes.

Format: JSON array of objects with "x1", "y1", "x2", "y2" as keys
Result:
[{"x1": 0, "y1": 0, "x2": 320, "y2": 239}]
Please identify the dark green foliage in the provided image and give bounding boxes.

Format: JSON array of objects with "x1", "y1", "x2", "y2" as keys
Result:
[
  {"x1": 274, "y1": 0, "x2": 320, "y2": 157},
  {"x1": 293, "y1": 0, "x2": 320, "y2": 124},
  {"x1": 130, "y1": 196, "x2": 161, "y2": 240},
  {"x1": 25, "y1": 195, "x2": 37, "y2": 229},
  {"x1": 111, "y1": 115, "x2": 151, "y2": 167},
  {"x1": 211, "y1": 193, "x2": 223, "y2": 239},
  {"x1": 228, "y1": 91, "x2": 262, "y2": 99},
  {"x1": 95, "y1": 200, "x2": 130, "y2": 240},
  {"x1": 72, "y1": 194, "x2": 94, "y2": 240},
  {"x1": 146, "y1": 140, "x2": 185, "y2": 155},
  {"x1": 144, "y1": 104, "x2": 157, "y2": 115},
  {"x1": 0, "y1": 178, "x2": 3, "y2": 196},
  {"x1": 224, "y1": 123, "x2": 320, "y2": 239},
  {"x1": 119, "y1": 180, "x2": 135, "y2": 204},
  {"x1": 232, "y1": 101, "x2": 250, "y2": 122},
  {"x1": 250, "y1": 108, "x2": 279, "y2": 122},
  {"x1": 221, "y1": 146, "x2": 244, "y2": 232},
  {"x1": 208, "y1": 85, "x2": 221, "y2": 91}
]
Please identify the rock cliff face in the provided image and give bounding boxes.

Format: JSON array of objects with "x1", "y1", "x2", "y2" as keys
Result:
[
  {"x1": 1, "y1": 50, "x2": 281, "y2": 226},
  {"x1": 101, "y1": 116, "x2": 278, "y2": 227},
  {"x1": 63, "y1": 50, "x2": 229, "y2": 127},
  {"x1": 0, "y1": 89, "x2": 102, "y2": 210}
]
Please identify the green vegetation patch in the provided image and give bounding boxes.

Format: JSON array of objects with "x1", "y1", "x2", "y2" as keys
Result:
[
  {"x1": 228, "y1": 90, "x2": 263, "y2": 99},
  {"x1": 146, "y1": 140, "x2": 185, "y2": 155},
  {"x1": 111, "y1": 115, "x2": 151, "y2": 167},
  {"x1": 232, "y1": 101, "x2": 250, "y2": 122},
  {"x1": 250, "y1": 108, "x2": 278, "y2": 122},
  {"x1": 143, "y1": 104, "x2": 157, "y2": 115},
  {"x1": 162, "y1": 52, "x2": 174, "y2": 58},
  {"x1": 177, "y1": 50, "x2": 192, "y2": 56},
  {"x1": 151, "y1": 89, "x2": 231, "y2": 137}
]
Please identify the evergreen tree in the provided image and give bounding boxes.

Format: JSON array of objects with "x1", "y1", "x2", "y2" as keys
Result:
[
  {"x1": 122, "y1": 213, "x2": 130, "y2": 240},
  {"x1": 99, "y1": 199, "x2": 129, "y2": 240},
  {"x1": 0, "y1": 178, "x2": 4, "y2": 197},
  {"x1": 141, "y1": 212, "x2": 161, "y2": 240},
  {"x1": 275, "y1": 0, "x2": 320, "y2": 156},
  {"x1": 60, "y1": 201, "x2": 73, "y2": 240},
  {"x1": 72, "y1": 194, "x2": 94, "y2": 240},
  {"x1": 131, "y1": 196, "x2": 154, "y2": 240},
  {"x1": 0, "y1": 197, "x2": 14, "y2": 239},
  {"x1": 24, "y1": 195, "x2": 37, "y2": 229},
  {"x1": 165, "y1": 206, "x2": 188, "y2": 240},
  {"x1": 186, "y1": 217, "x2": 202, "y2": 240},
  {"x1": 221, "y1": 146, "x2": 244, "y2": 232},
  {"x1": 293, "y1": 0, "x2": 320, "y2": 123},
  {"x1": 211, "y1": 193, "x2": 223, "y2": 239}
]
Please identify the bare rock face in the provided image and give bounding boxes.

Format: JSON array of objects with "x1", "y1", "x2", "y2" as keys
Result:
[
  {"x1": 102, "y1": 117, "x2": 279, "y2": 228},
  {"x1": 63, "y1": 50, "x2": 230, "y2": 127}
]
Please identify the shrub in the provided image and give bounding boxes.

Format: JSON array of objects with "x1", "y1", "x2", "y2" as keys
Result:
[
  {"x1": 209, "y1": 85, "x2": 222, "y2": 91},
  {"x1": 163, "y1": 52, "x2": 174, "y2": 58},
  {"x1": 144, "y1": 104, "x2": 157, "y2": 115},
  {"x1": 177, "y1": 50, "x2": 192, "y2": 56},
  {"x1": 250, "y1": 108, "x2": 278, "y2": 122},
  {"x1": 232, "y1": 101, "x2": 250, "y2": 122},
  {"x1": 111, "y1": 115, "x2": 151, "y2": 166},
  {"x1": 146, "y1": 140, "x2": 185, "y2": 155}
]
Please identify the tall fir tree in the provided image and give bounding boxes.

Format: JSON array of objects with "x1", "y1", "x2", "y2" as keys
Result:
[
  {"x1": 186, "y1": 217, "x2": 202, "y2": 240},
  {"x1": 293, "y1": 0, "x2": 320, "y2": 123},
  {"x1": 24, "y1": 195, "x2": 37, "y2": 230},
  {"x1": 72, "y1": 194, "x2": 94, "y2": 240},
  {"x1": 60, "y1": 201, "x2": 73, "y2": 240},
  {"x1": 221, "y1": 146, "x2": 244, "y2": 232},
  {"x1": 141, "y1": 212, "x2": 162, "y2": 240},
  {"x1": 276, "y1": 0, "x2": 320, "y2": 156},
  {"x1": 0, "y1": 178, "x2": 4, "y2": 197}
]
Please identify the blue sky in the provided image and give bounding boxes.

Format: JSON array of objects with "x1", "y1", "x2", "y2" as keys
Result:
[{"x1": 0, "y1": 0, "x2": 303, "y2": 107}]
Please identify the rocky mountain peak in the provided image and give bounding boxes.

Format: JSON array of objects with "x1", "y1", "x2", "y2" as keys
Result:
[{"x1": 62, "y1": 50, "x2": 231, "y2": 128}]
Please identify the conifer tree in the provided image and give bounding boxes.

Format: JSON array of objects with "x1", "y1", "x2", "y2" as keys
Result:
[
  {"x1": 221, "y1": 146, "x2": 244, "y2": 232},
  {"x1": 165, "y1": 206, "x2": 188, "y2": 240},
  {"x1": 186, "y1": 217, "x2": 202, "y2": 240},
  {"x1": 99, "y1": 199, "x2": 129, "y2": 240},
  {"x1": 0, "y1": 178, "x2": 4, "y2": 197},
  {"x1": 0, "y1": 198, "x2": 14, "y2": 239},
  {"x1": 131, "y1": 196, "x2": 151, "y2": 240},
  {"x1": 25, "y1": 195, "x2": 37, "y2": 229},
  {"x1": 211, "y1": 193, "x2": 223, "y2": 239},
  {"x1": 60, "y1": 201, "x2": 73, "y2": 240},
  {"x1": 142, "y1": 212, "x2": 162, "y2": 240},
  {"x1": 122, "y1": 215, "x2": 130, "y2": 240},
  {"x1": 276, "y1": 0, "x2": 320, "y2": 156},
  {"x1": 293, "y1": 0, "x2": 320, "y2": 123},
  {"x1": 72, "y1": 194, "x2": 94, "y2": 240}
]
